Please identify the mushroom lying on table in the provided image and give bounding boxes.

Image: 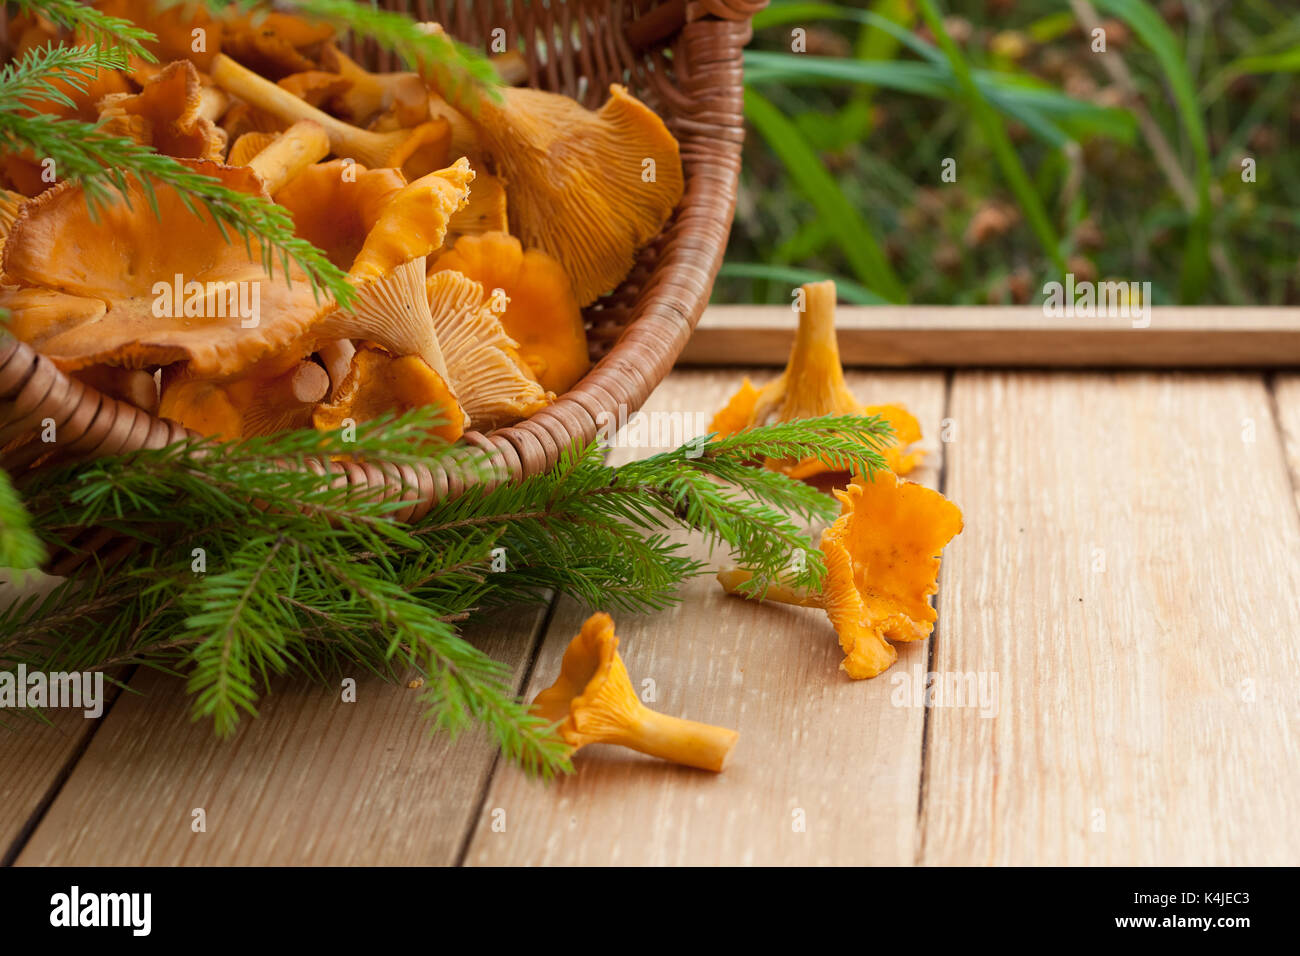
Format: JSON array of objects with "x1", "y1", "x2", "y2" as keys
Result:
[
  {"x1": 532, "y1": 613, "x2": 739, "y2": 772},
  {"x1": 719, "y1": 470, "x2": 963, "y2": 679}
]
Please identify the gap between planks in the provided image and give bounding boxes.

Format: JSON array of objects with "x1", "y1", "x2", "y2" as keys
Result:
[
  {"x1": 919, "y1": 371, "x2": 1300, "y2": 865},
  {"x1": 461, "y1": 368, "x2": 949, "y2": 865},
  {"x1": 10, "y1": 604, "x2": 556, "y2": 866}
]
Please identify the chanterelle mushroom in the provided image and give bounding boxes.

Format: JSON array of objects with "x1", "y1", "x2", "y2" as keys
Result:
[
  {"x1": 220, "y1": 10, "x2": 333, "y2": 80},
  {"x1": 430, "y1": 231, "x2": 588, "y2": 394},
  {"x1": 0, "y1": 160, "x2": 328, "y2": 377},
  {"x1": 98, "y1": 60, "x2": 228, "y2": 162},
  {"x1": 532, "y1": 612, "x2": 739, "y2": 772},
  {"x1": 444, "y1": 83, "x2": 683, "y2": 306},
  {"x1": 0, "y1": 62, "x2": 131, "y2": 195},
  {"x1": 719, "y1": 470, "x2": 963, "y2": 679},
  {"x1": 238, "y1": 120, "x2": 331, "y2": 194},
  {"x1": 317, "y1": 44, "x2": 429, "y2": 129},
  {"x1": 424, "y1": 269, "x2": 551, "y2": 430},
  {"x1": 159, "y1": 355, "x2": 330, "y2": 440},
  {"x1": 312, "y1": 344, "x2": 464, "y2": 444},
  {"x1": 312, "y1": 160, "x2": 474, "y2": 399},
  {"x1": 709, "y1": 280, "x2": 925, "y2": 478},
  {"x1": 274, "y1": 159, "x2": 406, "y2": 269},
  {"x1": 211, "y1": 53, "x2": 450, "y2": 181}
]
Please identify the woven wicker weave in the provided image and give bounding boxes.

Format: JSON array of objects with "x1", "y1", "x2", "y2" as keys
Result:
[{"x1": 0, "y1": 0, "x2": 762, "y2": 574}]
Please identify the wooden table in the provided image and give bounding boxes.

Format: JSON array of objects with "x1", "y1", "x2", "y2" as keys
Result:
[{"x1": 4, "y1": 307, "x2": 1300, "y2": 866}]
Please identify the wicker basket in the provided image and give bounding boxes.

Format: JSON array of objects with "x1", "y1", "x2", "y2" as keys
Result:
[{"x1": 0, "y1": 0, "x2": 763, "y2": 575}]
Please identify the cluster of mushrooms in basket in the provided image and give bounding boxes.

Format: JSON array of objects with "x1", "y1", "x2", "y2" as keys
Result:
[{"x1": 0, "y1": 2, "x2": 683, "y2": 442}]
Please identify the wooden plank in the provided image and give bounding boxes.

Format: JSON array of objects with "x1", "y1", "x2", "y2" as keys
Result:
[
  {"x1": 463, "y1": 369, "x2": 948, "y2": 865},
  {"x1": 681, "y1": 306, "x2": 1300, "y2": 368},
  {"x1": 919, "y1": 372, "x2": 1300, "y2": 865},
  {"x1": 14, "y1": 606, "x2": 549, "y2": 866},
  {"x1": 1275, "y1": 375, "x2": 1300, "y2": 519},
  {"x1": 0, "y1": 708, "x2": 106, "y2": 865},
  {"x1": 0, "y1": 571, "x2": 116, "y2": 863}
]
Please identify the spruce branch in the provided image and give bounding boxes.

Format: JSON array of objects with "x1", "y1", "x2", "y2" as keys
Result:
[
  {"x1": 0, "y1": 468, "x2": 44, "y2": 570},
  {"x1": 1, "y1": 409, "x2": 892, "y2": 776},
  {"x1": 0, "y1": 43, "x2": 132, "y2": 112},
  {"x1": 0, "y1": 110, "x2": 354, "y2": 304},
  {"x1": 177, "y1": 0, "x2": 502, "y2": 108},
  {"x1": 11, "y1": 0, "x2": 158, "y2": 63}
]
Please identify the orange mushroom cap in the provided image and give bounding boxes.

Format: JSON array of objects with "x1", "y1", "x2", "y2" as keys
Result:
[
  {"x1": 461, "y1": 84, "x2": 683, "y2": 306},
  {"x1": 0, "y1": 160, "x2": 329, "y2": 377},
  {"x1": 318, "y1": 44, "x2": 430, "y2": 130},
  {"x1": 0, "y1": 189, "x2": 24, "y2": 256},
  {"x1": 709, "y1": 281, "x2": 925, "y2": 478},
  {"x1": 220, "y1": 10, "x2": 333, "y2": 80},
  {"x1": 158, "y1": 355, "x2": 329, "y2": 440},
  {"x1": 0, "y1": 61, "x2": 131, "y2": 196},
  {"x1": 274, "y1": 159, "x2": 406, "y2": 270},
  {"x1": 312, "y1": 344, "x2": 464, "y2": 444},
  {"x1": 97, "y1": 60, "x2": 228, "y2": 161},
  {"x1": 430, "y1": 231, "x2": 588, "y2": 395},
  {"x1": 95, "y1": 0, "x2": 225, "y2": 76},
  {"x1": 820, "y1": 471, "x2": 963, "y2": 678},
  {"x1": 444, "y1": 169, "x2": 508, "y2": 238},
  {"x1": 349, "y1": 157, "x2": 473, "y2": 281},
  {"x1": 227, "y1": 130, "x2": 280, "y2": 167}
]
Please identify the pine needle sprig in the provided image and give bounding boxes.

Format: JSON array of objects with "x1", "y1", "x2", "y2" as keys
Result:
[
  {"x1": 3, "y1": 410, "x2": 894, "y2": 775},
  {"x1": 180, "y1": 0, "x2": 502, "y2": 109},
  {"x1": 0, "y1": 111, "x2": 355, "y2": 304},
  {"x1": 0, "y1": 469, "x2": 44, "y2": 570},
  {"x1": 0, "y1": 43, "x2": 132, "y2": 112},
  {"x1": 11, "y1": 0, "x2": 158, "y2": 62}
]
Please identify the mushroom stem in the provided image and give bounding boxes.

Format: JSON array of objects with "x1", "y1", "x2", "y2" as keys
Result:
[
  {"x1": 197, "y1": 85, "x2": 229, "y2": 122},
  {"x1": 279, "y1": 360, "x2": 330, "y2": 406},
  {"x1": 317, "y1": 338, "x2": 356, "y2": 399},
  {"x1": 73, "y1": 366, "x2": 160, "y2": 414},
  {"x1": 247, "y1": 120, "x2": 330, "y2": 193},
  {"x1": 321, "y1": 45, "x2": 429, "y2": 127},
  {"x1": 617, "y1": 708, "x2": 739, "y2": 772},
  {"x1": 427, "y1": 93, "x2": 479, "y2": 157},
  {"x1": 210, "y1": 54, "x2": 448, "y2": 179},
  {"x1": 716, "y1": 568, "x2": 823, "y2": 608}
]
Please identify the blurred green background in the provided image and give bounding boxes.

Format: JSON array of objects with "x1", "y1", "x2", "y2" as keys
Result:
[{"x1": 718, "y1": 0, "x2": 1299, "y2": 306}]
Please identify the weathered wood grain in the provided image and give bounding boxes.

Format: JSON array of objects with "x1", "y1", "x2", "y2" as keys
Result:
[
  {"x1": 919, "y1": 372, "x2": 1300, "y2": 865},
  {"x1": 1274, "y1": 375, "x2": 1300, "y2": 521},
  {"x1": 14, "y1": 607, "x2": 549, "y2": 866},
  {"x1": 681, "y1": 306, "x2": 1300, "y2": 368},
  {"x1": 0, "y1": 571, "x2": 117, "y2": 863},
  {"x1": 462, "y1": 369, "x2": 948, "y2": 865}
]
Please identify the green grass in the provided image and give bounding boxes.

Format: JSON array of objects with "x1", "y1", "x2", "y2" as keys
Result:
[{"x1": 720, "y1": 0, "x2": 1300, "y2": 306}]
